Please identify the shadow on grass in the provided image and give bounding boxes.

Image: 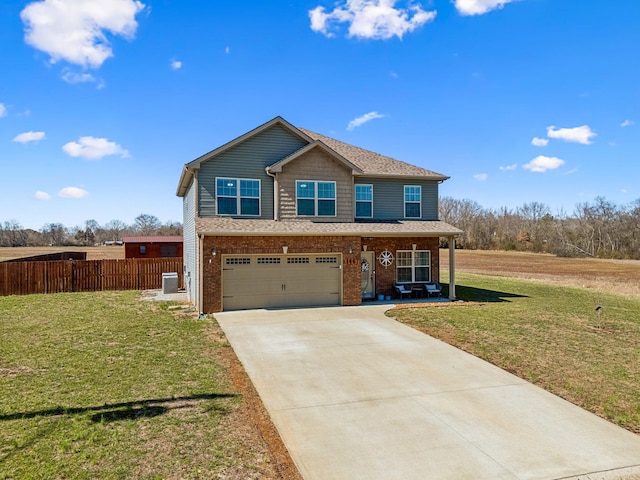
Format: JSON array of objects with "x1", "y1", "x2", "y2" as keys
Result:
[
  {"x1": 442, "y1": 283, "x2": 529, "y2": 303},
  {"x1": 0, "y1": 393, "x2": 238, "y2": 423}
]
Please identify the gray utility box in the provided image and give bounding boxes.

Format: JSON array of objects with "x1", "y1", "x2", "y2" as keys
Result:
[{"x1": 162, "y1": 272, "x2": 179, "y2": 294}]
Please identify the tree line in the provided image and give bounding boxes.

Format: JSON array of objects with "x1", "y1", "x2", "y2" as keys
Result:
[
  {"x1": 440, "y1": 196, "x2": 640, "y2": 260},
  {"x1": 0, "y1": 214, "x2": 182, "y2": 247}
]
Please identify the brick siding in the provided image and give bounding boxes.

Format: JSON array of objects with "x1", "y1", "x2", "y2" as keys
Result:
[{"x1": 201, "y1": 235, "x2": 439, "y2": 312}]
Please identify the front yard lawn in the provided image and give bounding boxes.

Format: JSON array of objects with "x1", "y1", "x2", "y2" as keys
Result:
[
  {"x1": 0, "y1": 291, "x2": 288, "y2": 479},
  {"x1": 390, "y1": 273, "x2": 640, "y2": 434}
]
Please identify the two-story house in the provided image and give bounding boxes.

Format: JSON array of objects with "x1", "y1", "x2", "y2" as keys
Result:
[{"x1": 177, "y1": 116, "x2": 462, "y2": 313}]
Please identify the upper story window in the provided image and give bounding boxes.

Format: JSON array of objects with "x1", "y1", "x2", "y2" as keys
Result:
[
  {"x1": 296, "y1": 180, "x2": 336, "y2": 217},
  {"x1": 404, "y1": 185, "x2": 421, "y2": 218},
  {"x1": 216, "y1": 178, "x2": 260, "y2": 216},
  {"x1": 355, "y1": 184, "x2": 373, "y2": 218}
]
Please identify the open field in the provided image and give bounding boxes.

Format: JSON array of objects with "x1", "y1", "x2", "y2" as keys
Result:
[
  {"x1": 391, "y1": 270, "x2": 640, "y2": 434},
  {"x1": 440, "y1": 248, "x2": 640, "y2": 296},
  {"x1": 0, "y1": 246, "x2": 124, "y2": 261},
  {"x1": 0, "y1": 291, "x2": 299, "y2": 479}
]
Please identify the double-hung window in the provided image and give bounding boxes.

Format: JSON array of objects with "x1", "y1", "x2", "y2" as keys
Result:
[
  {"x1": 355, "y1": 184, "x2": 373, "y2": 218},
  {"x1": 296, "y1": 180, "x2": 336, "y2": 216},
  {"x1": 404, "y1": 185, "x2": 421, "y2": 218},
  {"x1": 396, "y1": 250, "x2": 431, "y2": 283},
  {"x1": 216, "y1": 178, "x2": 260, "y2": 216}
]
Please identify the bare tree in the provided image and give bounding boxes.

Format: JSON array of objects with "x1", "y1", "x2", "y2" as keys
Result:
[
  {"x1": 134, "y1": 214, "x2": 161, "y2": 236},
  {"x1": 103, "y1": 219, "x2": 127, "y2": 242}
]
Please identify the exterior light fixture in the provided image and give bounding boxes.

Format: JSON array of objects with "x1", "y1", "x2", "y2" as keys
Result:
[{"x1": 211, "y1": 248, "x2": 217, "y2": 256}]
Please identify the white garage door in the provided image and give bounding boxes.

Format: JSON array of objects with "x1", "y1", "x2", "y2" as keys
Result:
[{"x1": 222, "y1": 254, "x2": 342, "y2": 311}]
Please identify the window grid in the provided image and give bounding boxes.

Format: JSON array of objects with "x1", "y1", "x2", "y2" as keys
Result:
[
  {"x1": 396, "y1": 250, "x2": 431, "y2": 283},
  {"x1": 257, "y1": 258, "x2": 281, "y2": 264},
  {"x1": 296, "y1": 180, "x2": 336, "y2": 217},
  {"x1": 287, "y1": 257, "x2": 310, "y2": 264},
  {"x1": 216, "y1": 177, "x2": 261, "y2": 216},
  {"x1": 355, "y1": 184, "x2": 373, "y2": 218},
  {"x1": 315, "y1": 257, "x2": 338, "y2": 263},
  {"x1": 404, "y1": 185, "x2": 421, "y2": 218},
  {"x1": 226, "y1": 258, "x2": 251, "y2": 265}
]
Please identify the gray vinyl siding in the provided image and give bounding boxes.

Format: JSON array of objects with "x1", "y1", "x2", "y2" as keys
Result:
[
  {"x1": 198, "y1": 125, "x2": 306, "y2": 218},
  {"x1": 183, "y1": 179, "x2": 198, "y2": 307},
  {"x1": 356, "y1": 179, "x2": 439, "y2": 220}
]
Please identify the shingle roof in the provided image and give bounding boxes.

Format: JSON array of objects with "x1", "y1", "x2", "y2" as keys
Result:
[
  {"x1": 122, "y1": 236, "x2": 183, "y2": 243},
  {"x1": 196, "y1": 218, "x2": 462, "y2": 237},
  {"x1": 298, "y1": 128, "x2": 449, "y2": 180}
]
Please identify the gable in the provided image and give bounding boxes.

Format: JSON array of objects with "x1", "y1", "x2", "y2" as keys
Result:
[{"x1": 198, "y1": 124, "x2": 307, "y2": 219}]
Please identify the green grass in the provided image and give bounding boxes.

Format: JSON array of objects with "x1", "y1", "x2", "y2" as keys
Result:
[
  {"x1": 390, "y1": 273, "x2": 640, "y2": 433},
  {"x1": 0, "y1": 291, "x2": 266, "y2": 479}
]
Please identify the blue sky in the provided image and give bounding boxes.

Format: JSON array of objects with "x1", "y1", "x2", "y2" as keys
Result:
[{"x1": 1, "y1": 0, "x2": 638, "y2": 229}]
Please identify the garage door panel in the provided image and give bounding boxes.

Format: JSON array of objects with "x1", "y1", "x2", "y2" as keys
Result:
[{"x1": 222, "y1": 255, "x2": 342, "y2": 311}]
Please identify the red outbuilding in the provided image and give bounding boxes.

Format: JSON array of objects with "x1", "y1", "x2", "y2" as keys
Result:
[{"x1": 122, "y1": 236, "x2": 183, "y2": 259}]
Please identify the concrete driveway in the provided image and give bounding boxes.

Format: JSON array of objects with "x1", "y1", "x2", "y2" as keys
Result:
[{"x1": 215, "y1": 305, "x2": 640, "y2": 480}]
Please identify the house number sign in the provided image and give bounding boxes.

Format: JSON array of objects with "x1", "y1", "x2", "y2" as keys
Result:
[{"x1": 378, "y1": 250, "x2": 394, "y2": 267}]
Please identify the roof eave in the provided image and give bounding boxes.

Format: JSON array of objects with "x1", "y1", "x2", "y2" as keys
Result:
[
  {"x1": 176, "y1": 166, "x2": 195, "y2": 197},
  {"x1": 356, "y1": 173, "x2": 450, "y2": 182},
  {"x1": 197, "y1": 230, "x2": 461, "y2": 237}
]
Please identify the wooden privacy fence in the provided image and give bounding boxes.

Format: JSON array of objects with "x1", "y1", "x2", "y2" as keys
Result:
[{"x1": 0, "y1": 258, "x2": 184, "y2": 296}]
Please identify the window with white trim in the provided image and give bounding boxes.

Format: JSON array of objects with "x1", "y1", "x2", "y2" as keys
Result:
[
  {"x1": 396, "y1": 250, "x2": 431, "y2": 283},
  {"x1": 355, "y1": 184, "x2": 373, "y2": 218},
  {"x1": 404, "y1": 185, "x2": 421, "y2": 218},
  {"x1": 296, "y1": 180, "x2": 336, "y2": 216},
  {"x1": 216, "y1": 178, "x2": 260, "y2": 216}
]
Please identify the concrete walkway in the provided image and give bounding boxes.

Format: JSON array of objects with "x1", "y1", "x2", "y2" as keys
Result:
[{"x1": 216, "y1": 305, "x2": 640, "y2": 480}]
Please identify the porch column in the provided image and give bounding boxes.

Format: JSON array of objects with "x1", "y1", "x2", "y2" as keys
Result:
[{"x1": 448, "y1": 236, "x2": 456, "y2": 300}]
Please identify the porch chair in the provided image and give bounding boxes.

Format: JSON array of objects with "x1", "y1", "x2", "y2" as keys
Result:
[
  {"x1": 394, "y1": 283, "x2": 412, "y2": 299},
  {"x1": 424, "y1": 282, "x2": 442, "y2": 297}
]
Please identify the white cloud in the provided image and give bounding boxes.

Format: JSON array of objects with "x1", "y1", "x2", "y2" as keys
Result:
[
  {"x1": 347, "y1": 111, "x2": 385, "y2": 130},
  {"x1": 170, "y1": 59, "x2": 182, "y2": 70},
  {"x1": 454, "y1": 0, "x2": 517, "y2": 16},
  {"x1": 34, "y1": 190, "x2": 51, "y2": 200},
  {"x1": 12, "y1": 131, "x2": 46, "y2": 143},
  {"x1": 621, "y1": 119, "x2": 634, "y2": 127},
  {"x1": 58, "y1": 187, "x2": 89, "y2": 198},
  {"x1": 0, "y1": 103, "x2": 6, "y2": 117},
  {"x1": 62, "y1": 136, "x2": 129, "y2": 160},
  {"x1": 225, "y1": 46, "x2": 230, "y2": 54},
  {"x1": 523, "y1": 155, "x2": 565, "y2": 173},
  {"x1": 20, "y1": 0, "x2": 145, "y2": 69},
  {"x1": 62, "y1": 70, "x2": 97, "y2": 84},
  {"x1": 531, "y1": 137, "x2": 549, "y2": 147},
  {"x1": 546, "y1": 125, "x2": 596, "y2": 145},
  {"x1": 309, "y1": 0, "x2": 436, "y2": 40},
  {"x1": 474, "y1": 173, "x2": 488, "y2": 181},
  {"x1": 499, "y1": 163, "x2": 517, "y2": 171}
]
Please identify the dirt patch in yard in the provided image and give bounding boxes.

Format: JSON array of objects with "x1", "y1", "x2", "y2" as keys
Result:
[{"x1": 440, "y1": 249, "x2": 640, "y2": 296}]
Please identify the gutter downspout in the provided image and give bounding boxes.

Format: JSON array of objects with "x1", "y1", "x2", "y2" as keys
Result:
[{"x1": 265, "y1": 168, "x2": 279, "y2": 221}]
